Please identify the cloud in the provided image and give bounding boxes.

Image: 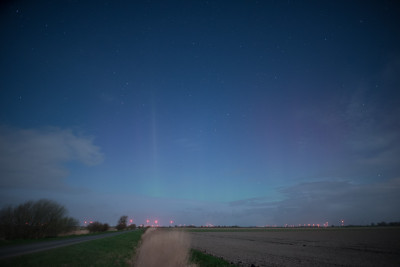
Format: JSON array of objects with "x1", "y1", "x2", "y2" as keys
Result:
[
  {"x1": 296, "y1": 68, "x2": 400, "y2": 181},
  {"x1": 3, "y1": 177, "x2": 397, "y2": 226},
  {"x1": 278, "y1": 179, "x2": 400, "y2": 225},
  {"x1": 343, "y1": 56, "x2": 400, "y2": 172},
  {"x1": 0, "y1": 126, "x2": 104, "y2": 190},
  {"x1": 230, "y1": 179, "x2": 400, "y2": 226},
  {"x1": 344, "y1": 91, "x2": 400, "y2": 176},
  {"x1": 73, "y1": 178, "x2": 399, "y2": 226}
]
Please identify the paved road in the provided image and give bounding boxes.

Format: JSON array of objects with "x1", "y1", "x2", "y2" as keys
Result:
[{"x1": 0, "y1": 230, "x2": 134, "y2": 260}]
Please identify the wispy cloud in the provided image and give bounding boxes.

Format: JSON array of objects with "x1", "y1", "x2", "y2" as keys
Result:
[
  {"x1": 344, "y1": 92, "x2": 400, "y2": 176},
  {"x1": 229, "y1": 178, "x2": 400, "y2": 226},
  {"x1": 0, "y1": 126, "x2": 104, "y2": 190},
  {"x1": 276, "y1": 179, "x2": 400, "y2": 225}
]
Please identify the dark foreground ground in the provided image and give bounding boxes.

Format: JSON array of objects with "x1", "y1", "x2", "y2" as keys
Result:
[
  {"x1": 0, "y1": 230, "x2": 134, "y2": 260},
  {"x1": 190, "y1": 227, "x2": 400, "y2": 267}
]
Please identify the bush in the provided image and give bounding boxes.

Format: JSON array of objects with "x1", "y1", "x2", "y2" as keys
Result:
[
  {"x1": 127, "y1": 224, "x2": 136, "y2": 230},
  {"x1": 116, "y1": 215, "x2": 128, "y2": 231},
  {"x1": 0, "y1": 199, "x2": 78, "y2": 239},
  {"x1": 87, "y1": 221, "x2": 110, "y2": 233}
]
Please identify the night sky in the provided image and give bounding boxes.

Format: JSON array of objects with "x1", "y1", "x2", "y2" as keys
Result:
[{"x1": 1, "y1": 1, "x2": 400, "y2": 227}]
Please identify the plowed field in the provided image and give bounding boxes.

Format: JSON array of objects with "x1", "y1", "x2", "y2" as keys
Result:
[{"x1": 190, "y1": 228, "x2": 400, "y2": 267}]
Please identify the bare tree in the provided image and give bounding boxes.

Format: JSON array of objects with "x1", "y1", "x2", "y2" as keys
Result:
[
  {"x1": 0, "y1": 199, "x2": 78, "y2": 239},
  {"x1": 116, "y1": 215, "x2": 128, "y2": 230}
]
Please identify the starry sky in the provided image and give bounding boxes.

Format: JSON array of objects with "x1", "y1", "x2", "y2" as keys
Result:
[{"x1": 1, "y1": 0, "x2": 400, "y2": 227}]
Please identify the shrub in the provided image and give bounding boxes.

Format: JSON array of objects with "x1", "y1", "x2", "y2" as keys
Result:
[
  {"x1": 0, "y1": 199, "x2": 78, "y2": 239},
  {"x1": 128, "y1": 224, "x2": 136, "y2": 230},
  {"x1": 87, "y1": 221, "x2": 110, "y2": 233},
  {"x1": 116, "y1": 215, "x2": 128, "y2": 231}
]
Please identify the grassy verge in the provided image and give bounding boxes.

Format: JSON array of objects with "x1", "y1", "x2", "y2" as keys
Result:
[
  {"x1": 1, "y1": 229, "x2": 237, "y2": 267},
  {"x1": 0, "y1": 230, "x2": 144, "y2": 267},
  {"x1": 0, "y1": 231, "x2": 120, "y2": 248},
  {"x1": 190, "y1": 249, "x2": 238, "y2": 267}
]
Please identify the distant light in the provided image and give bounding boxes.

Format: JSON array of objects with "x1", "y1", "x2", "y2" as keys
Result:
[
  {"x1": 170, "y1": 220, "x2": 174, "y2": 224},
  {"x1": 155, "y1": 220, "x2": 158, "y2": 224}
]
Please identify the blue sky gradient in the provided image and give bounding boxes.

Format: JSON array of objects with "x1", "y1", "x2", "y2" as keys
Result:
[{"x1": 1, "y1": 1, "x2": 400, "y2": 226}]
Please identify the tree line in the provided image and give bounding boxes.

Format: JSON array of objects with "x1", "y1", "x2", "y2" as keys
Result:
[
  {"x1": 0, "y1": 199, "x2": 78, "y2": 239},
  {"x1": 0, "y1": 199, "x2": 137, "y2": 239},
  {"x1": 86, "y1": 215, "x2": 136, "y2": 233}
]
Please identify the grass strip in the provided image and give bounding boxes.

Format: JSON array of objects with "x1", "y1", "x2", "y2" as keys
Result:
[
  {"x1": 0, "y1": 230, "x2": 143, "y2": 267},
  {"x1": 0, "y1": 231, "x2": 121, "y2": 248},
  {"x1": 190, "y1": 249, "x2": 238, "y2": 267}
]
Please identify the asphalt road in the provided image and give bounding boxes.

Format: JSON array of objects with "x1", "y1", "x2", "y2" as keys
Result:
[{"x1": 0, "y1": 230, "x2": 134, "y2": 260}]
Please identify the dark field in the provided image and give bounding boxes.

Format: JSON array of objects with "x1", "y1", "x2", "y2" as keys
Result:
[{"x1": 190, "y1": 227, "x2": 400, "y2": 266}]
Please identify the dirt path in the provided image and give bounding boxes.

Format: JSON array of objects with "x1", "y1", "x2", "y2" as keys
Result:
[
  {"x1": 134, "y1": 228, "x2": 195, "y2": 267},
  {"x1": 190, "y1": 228, "x2": 400, "y2": 267}
]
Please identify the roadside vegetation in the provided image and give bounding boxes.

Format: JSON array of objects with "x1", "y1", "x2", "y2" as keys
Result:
[
  {"x1": 0, "y1": 230, "x2": 119, "y2": 248},
  {"x1": 0, "y1": 228, "x2": 235, "y2": 267},
  {"x1": 0, "y1": 230, "x2": 144, "y2": 267},
  {"x1": 87, "y1": 221, "x2": 110, "y2": 233},
  {"x1": 190, "y1": 249, "x2": 238, "y2": 267},
  {"x1": 0, "y1": 199, "x2": 78, "y2": 240}
]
